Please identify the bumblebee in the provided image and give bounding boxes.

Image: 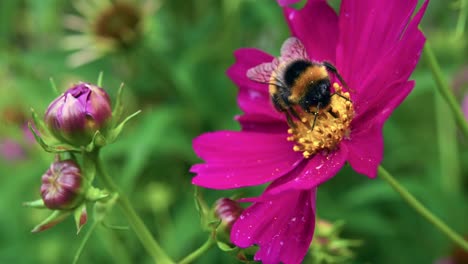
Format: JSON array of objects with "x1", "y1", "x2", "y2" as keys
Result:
[{"x1": 247, "y1": 37, "x2": 349, "y2": 129}]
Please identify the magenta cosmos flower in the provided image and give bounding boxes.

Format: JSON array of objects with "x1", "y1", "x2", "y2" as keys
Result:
[{"x1": 191, "y1": 0, "x2": 428, "y2": 263}]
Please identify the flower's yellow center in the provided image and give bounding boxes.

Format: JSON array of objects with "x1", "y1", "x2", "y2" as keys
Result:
[{"x1": 287, "y1": 83, "x2": 354, "y2": 158}]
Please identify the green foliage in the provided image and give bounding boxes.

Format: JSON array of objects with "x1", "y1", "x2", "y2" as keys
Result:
[{"x1": 0, "y1": 0, "x2": 467, "y2": 263}]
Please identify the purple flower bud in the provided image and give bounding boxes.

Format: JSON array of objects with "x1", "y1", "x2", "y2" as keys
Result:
[
  {"x1": 45, "y1": 82, "x2": 112, "y2": 146},
  {"x1": 40, "y1": 160, "x2": 85, "y2": 210},
  {"x1": 215, "y1": 198, "x2": 243, "y2": 230}
]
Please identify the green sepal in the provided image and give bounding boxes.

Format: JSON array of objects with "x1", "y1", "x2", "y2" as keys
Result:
[
  {"x1": 30, "y1": 108, "x2": 48, "y2": 136},
  {"x1": 29, "y1": 110, "x2": 82, "y2": 153},
  {"x1": 74, "y1": 204, "x2": 88, "y2": 234},
  {"x1": 97, "y1": 71, "x2": 104, "y2": 87},
  {"x1": 23, "y1": 199, "x2": 46, "y2": 209},
  {"x1": 216, "y1": 241, "x2": 237, "y2": 252},
  {"x1": 85, "y1": 186, "x2": 109, "y2": 202},
  {"x1": 31, "y1": 210, "x2": 71, "y2": 233},
  {"x1": 107, "y1": 110, "x2": 141, "y2": 143},
  {"x1": 111, "y1": 83, "x2": 125, "y2": 128},
  {"x1": 193, "y1": 186, "x2": 216, "y2": 231},
  {"x1": 93, "y1": 193, "x2": 119, "y2": 222},
  {"x1": 49, "y1": 77, "x2": 59, "y2": 95},
  {"x1": 84, "y1": 130, "x2": 106, "y2": 152},
  {"x1": 208, "y1": 219, "x2": 221, "y2": 229}
]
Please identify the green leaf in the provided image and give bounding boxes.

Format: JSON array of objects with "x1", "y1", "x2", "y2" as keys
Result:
[
  {"x1": 74, "y1": 204, "x2": 88, "y2": 234},
  {"x1": 31, "y1": 210, "x2": 71, "y2": 233}
]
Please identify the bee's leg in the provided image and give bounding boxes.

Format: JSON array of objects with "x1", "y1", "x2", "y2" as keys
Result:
[
  {"x1": 311, "y1": 103, "x2": 321, "y2": 131},
  {"x1": 285, "y1": 112, "x2": 297, "y2": 128},
  {"x1": 288, "y1": 107, "x2": 302, "y2": 122},
  {"x1": 331, "y1": 92, "x2": 351, "y2": 102},
  {"x1": 272, "y1": 94, "x2": 299, "y2": 128},
  {"x1": 323, "y1": 61, "x2": 354, "y2": 93}
]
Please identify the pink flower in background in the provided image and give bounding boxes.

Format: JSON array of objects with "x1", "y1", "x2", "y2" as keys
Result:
[
  {"x1": 277, "y1": 0, "x2": 302, "y2": 7},
  {"x1": 191, "y1": 0, "x2": 428, "y2": 263},
  {"x1": 452, "y1": 66, "x2": 468, "y2": 120},
  {"x1": 0, "y1": 139, "x2": 25, "y2": 161},
  {"x1": 463, "y1": 97, "x2": 468, "y2": 120}
]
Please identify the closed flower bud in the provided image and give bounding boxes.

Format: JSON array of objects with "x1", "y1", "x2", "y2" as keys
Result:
[
  {"x1": 44, "y1": 82, "x2": 112, "y2": 146},
  {"x1": 41, "y1": 160, "x2": 85, "y2": 210},
  {"x1": 215, "y1": 198, "x2": 243, "y2": 231}
]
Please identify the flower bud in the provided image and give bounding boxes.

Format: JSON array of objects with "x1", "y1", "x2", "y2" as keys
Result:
[
  {"x1": 40, "y1": 160, "x2": 85, "y2": 210},
  {"x1": 44, "y1": 82, "x2": 112, "y2": 146},
  {"x1": 310, "y1": 219, "x2": 362, "y2": 263},
  {"x1": 215, "y1": 198, "x2": 243, "y2": 231}
]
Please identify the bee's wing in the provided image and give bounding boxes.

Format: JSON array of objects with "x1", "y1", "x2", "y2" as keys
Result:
[
  {"x1": 246, "y1": 37, "x2": 307, "y2": 84},
  {"x1": 246, "y1": 58, "x2": 280, "y2": 83},
  {"x1": 279, "y1": 37, "x2": 308, "y2": 62}
]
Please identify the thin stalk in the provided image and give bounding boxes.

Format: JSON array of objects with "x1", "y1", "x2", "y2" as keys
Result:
[
  {"x1": 423, "y1": 42, "x2": 468, "y2": 138},
  {"x1": 434, "y1": 93, "x2": 461, "y2": 193},
  {"x1": 92, "y1": 150, "x2": 175, "y2": 264},
  {"x1": 178, "y1": 238, "x2": 215, "y2": 264},
  {"x1": 378, "y1": 166, "x2": 468, "y2": 251}
]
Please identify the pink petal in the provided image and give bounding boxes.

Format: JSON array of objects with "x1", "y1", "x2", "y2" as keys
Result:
[
  {"x1": 344, "y1": 82, "x2": 414, "y2": 178},
  {"x1": 60, "y1": 93, "x2": 86, "y2": 133},
  {"x1": 284, "y1": 0, "x2": 338, "y2": 63},
  {"x1": 235, "y1": 114, "x2": 288, "y2": 134},
  {"x1": 267, "y1": 146, "x2": 348, "y2": 194},
  {"x1": 342, "y1": 123, "x2": 383, "y2": 178},
  {"x1": 350, "y1": 1, "x2": 427, "y2": 114},
  {"x1": 232, "y1": 188, "x2": 316, "y2": 264},
  {"x1": 336, "y1": 0, "x2": 421, "y2": 90},
  {"x1": 353, "y1": 81, "x2": 415, "y2": 130},
  {"x1": 237, "y1": 83, "x2": 285, "y2": 122},
  {"x1": 227, "y1": 48, "x2": 274, "y2": 93},
  {"x1": 228, "y1": 48, "x2": 284, "y2": 123},
  {"x1": 191, "y1": 131, "x2": 303, "y2": 189}
]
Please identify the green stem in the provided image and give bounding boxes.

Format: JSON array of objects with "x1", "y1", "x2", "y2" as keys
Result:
[
  {"x1": 378, "y1": 166, "x2": 468, "y2": 251},
  {"x1": 73, "y1": 218, "x2": 99, "y2": 264},
  {"x1": 423, "y1": 42, "x2": 468, "y2": 138},
  {"x1": 178, "y1": 238, "x2": 215, "y2": 264},
  {"x1": 92, "y1": 150, "x2": 175, "y2": 264},
  {"x1": 434, "y1": 93, "x2": 461, "y2": 193},
  {"x1": 455, "y1": 0, "x2": 467, "y2": 39}
]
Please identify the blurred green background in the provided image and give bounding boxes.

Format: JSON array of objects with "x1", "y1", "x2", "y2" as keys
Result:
[{"x1": 0, "y1": 0, "x2": 467, "y2": 263}]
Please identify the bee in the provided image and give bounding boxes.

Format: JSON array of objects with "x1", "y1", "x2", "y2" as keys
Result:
[{"x1": 247, "y1": 37, "x2": 350, "y2": 129}]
